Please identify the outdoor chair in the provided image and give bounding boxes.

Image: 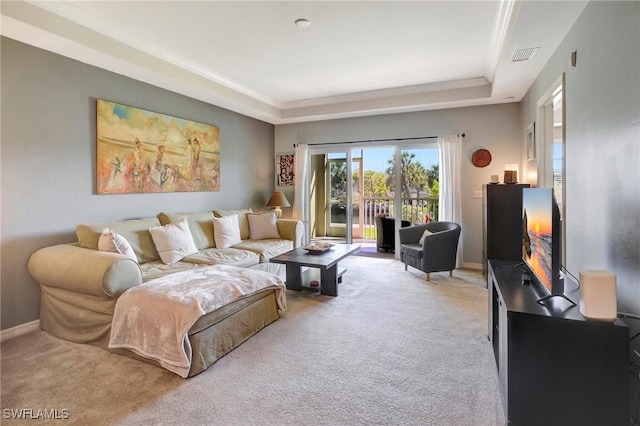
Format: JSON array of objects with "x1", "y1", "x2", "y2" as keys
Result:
[{"x1": 375, "y1": 216, "x2": 410, "y2": 252}]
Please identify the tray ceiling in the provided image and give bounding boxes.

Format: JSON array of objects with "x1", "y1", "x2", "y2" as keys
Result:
[{"x1": 1, "y1": 1, "x2": 587, "y2": 124}]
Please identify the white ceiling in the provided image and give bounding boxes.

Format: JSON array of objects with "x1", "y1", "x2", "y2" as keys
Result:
[{"x1": 1, "y1": 0, "x2": 587, "y2": 124}]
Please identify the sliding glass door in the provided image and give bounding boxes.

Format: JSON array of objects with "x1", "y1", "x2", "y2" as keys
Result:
[
  {"x1": 399, "y1": 147, "x2": 440, "y2": 224},
  {"x1": 308, "y1": 141, "x2": 438, "y2": 250}
]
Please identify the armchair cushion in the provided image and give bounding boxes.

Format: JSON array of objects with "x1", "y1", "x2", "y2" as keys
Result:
[{"x1": 418, "y1": 229, "x2": 433, "y2": 245}]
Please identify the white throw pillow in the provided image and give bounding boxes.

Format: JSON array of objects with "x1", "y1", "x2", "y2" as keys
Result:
[
  {"x1": 418, "y1": 229, "x2": 433, "y2": 245},
  {"x1": 98, "y1": 228, "x2": 138, "y2": 262},
  {"x1": 148, "y1": 216, "x2": 198, "y2": 264},
  {"x1": 247, "y1": 212, "x2": 280, "y2": 240},
  {"x1": 212, "y1": 214, "x2": 242, "y2": 249}
]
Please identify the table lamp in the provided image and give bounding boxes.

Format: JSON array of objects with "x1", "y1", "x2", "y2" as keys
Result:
[{"x1": 266, "y1": 191, "x2": 291, "y2": 218}]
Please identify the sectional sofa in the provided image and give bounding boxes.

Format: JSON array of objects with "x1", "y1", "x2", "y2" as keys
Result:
[{"x1": 28, "y1": 208, "x2": 304, "y2": 377}]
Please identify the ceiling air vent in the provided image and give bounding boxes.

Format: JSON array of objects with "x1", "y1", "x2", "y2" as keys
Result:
[{"x1": 512, "y1": 47, "x2": 540, "y2": 62}]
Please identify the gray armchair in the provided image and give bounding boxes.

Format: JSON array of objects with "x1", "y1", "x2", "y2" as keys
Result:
[{"x1": 398, "y1": 221, "x2": 461, "y2": 281}]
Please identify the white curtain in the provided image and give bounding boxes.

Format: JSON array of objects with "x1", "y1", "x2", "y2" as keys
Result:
[
  {"x1": 438, "y1": 135, "x2": 463, "y2": 267},
  {"x1": 292, "y1": 143, "x2": 310, "y2": 244}
]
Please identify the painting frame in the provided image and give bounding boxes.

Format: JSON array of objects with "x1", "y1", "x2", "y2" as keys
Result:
[
  {"x1": 96, "y1": 99, "x2": 220, "y2": 194},
  {"x1": 526, "y1": 122, "x2": 536, "y2": 160},
  {"x1": 276, "y1": 152, "x2": 295, "y2": 186}
]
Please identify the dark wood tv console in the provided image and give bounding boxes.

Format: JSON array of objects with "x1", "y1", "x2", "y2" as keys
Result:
[{"x1": 488, "y1": 259, "x2": 629, "y2": 425}]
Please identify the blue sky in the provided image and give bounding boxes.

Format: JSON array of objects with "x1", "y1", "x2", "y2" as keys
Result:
[{"x1": 347, "y1": 147, "x2": 439, "y2": 173}]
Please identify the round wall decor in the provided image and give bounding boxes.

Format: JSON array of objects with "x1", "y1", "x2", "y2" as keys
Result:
[{"x1": 472, "y1": 149, "x2": 492, "y2": 167}]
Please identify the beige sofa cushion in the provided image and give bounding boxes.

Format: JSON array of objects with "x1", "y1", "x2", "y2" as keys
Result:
[
  {"x1": 212, "y1": 214, "x2": 242, "y2": 249},
  {"x1": 139, "y1": 260, "x2": 201, "y2": 282},
  {"x1": 233, "y1": 239, "x2": 293, "y2": 262},
  {"x1": 139, "y1": 247, "x2": 259, "y2": 281},
  {"x1": 213, "y1": 208, "x2": 253, "y2": 240},
  {"x1": 157, "y1": 211, "x2": 216, "y2": 250},
  {"x1": 247, "y1": 212, "x2": 280, "y2": 240},
  {"x1": 76, "y1": 217, "x2": 161, "y2": 264},
  {"x1": 149, "y1": 217, "x2": 199, "y2": 264},
  {"x1": 183, "y1": 248, "x2": 259, "y2": 268},
  {"x1": 98, "y1": 229, "x2": 138, "y2": 262}
]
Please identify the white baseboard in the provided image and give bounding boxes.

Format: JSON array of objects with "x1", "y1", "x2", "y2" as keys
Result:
[
  {"x1": 463, "y1": 262, "x2": 483, "y2": 270},
  {"x1": 1, "y1": 320, "x2": 40, "y2": 343}
]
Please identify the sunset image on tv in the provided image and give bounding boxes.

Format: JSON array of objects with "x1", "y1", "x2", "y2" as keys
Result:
[{"x1": 522, "y1": 189, "x2": 553, "y2": 293}]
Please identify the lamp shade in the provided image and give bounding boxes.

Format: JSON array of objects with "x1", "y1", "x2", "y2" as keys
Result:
[{"x1": 266, "y1": 191, "x2": 291, "y2": 208}]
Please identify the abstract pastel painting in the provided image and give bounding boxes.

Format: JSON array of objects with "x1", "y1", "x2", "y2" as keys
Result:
[{"x1": 97, "y1": 100, "x2": 220, "y2": 194}]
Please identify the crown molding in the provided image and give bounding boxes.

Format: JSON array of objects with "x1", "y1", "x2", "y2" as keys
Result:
[{"x1": 2, "y1": 1, "x2": 509, "y2": 125}]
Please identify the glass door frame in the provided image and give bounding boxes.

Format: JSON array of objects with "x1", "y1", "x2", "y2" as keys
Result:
[
  {"x1": 537, "y1": 74, "x2": 566, "y2": 264},
  {"x1": 307, "y1": 139, "x2": 438, "y2": 249},
  {"x1": 325, "y1": 153, "x2": 353, "y2": 242}
]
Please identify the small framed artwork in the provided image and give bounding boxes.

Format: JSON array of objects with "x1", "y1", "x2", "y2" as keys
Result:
[
  {"x1": 276, "y1": 153, "x2": 295, "y2": 186},
  {"x1": 526, "y1": 122, "x2": 536, "y2": 160}
]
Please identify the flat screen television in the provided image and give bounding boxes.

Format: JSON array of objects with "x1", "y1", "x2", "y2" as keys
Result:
[{"x1": 521, "y1": 188, "x2": 574, "y2": 306}]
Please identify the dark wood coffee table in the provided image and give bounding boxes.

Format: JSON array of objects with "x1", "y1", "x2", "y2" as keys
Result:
[{"x1": 270, "y1": 243, "x2": 360, "y2": 296}]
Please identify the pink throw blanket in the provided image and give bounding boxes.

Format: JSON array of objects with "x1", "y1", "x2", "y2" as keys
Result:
[{"x1": 109, "y1": 265, "x2": 286, "y2": 377}]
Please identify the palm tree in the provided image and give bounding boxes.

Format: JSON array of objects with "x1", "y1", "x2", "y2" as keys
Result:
[
  {"x1": 385, "y1": 152, "x2": 432, "y2": 197},
  {"x1": 386, "y1": 152, "x2": 415, "y2": 196},
  {"x1": 426, "y1": 164, "x2": 439, "y2": 188}
]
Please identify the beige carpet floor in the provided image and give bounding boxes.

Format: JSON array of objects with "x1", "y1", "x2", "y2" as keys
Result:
[{"x1": 1, "y1": 255, "x2": 505, "y2": 425}]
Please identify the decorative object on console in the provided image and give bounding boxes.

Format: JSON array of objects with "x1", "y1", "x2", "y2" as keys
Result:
[
  {"x1": 503, "y1": 164, "x2": 519, "y2": 184},
  {"x1": 579, "y1": 270, "x2": 617, "y2": 321},
  {"x1": 266, "y1": 191, "x2": 291, "y2": 218},
  {"x1": 303, "y1": 241, "x2": 334, "y2": 253},
  {"x1": 471, "y1": 149, "x2": 492, "y2": 167},
  {"x1": 490, "y1": 174, "x2": 499, "y2": 184},
  {"x1": 96, "y1": 99, "x2": 220, "y2": 194}
]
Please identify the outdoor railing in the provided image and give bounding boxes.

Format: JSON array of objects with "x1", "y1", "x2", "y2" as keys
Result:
[{"x1": 353, "y1": 196, "x2": 439, "y2": 239}]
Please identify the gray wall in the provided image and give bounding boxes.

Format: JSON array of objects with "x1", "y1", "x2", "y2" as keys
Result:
[
  {"x1": 520, "y1": 1, "x2": 639, "y2": 314},
  {"x1": 1, "y1": 38, "x2": 275, "y2": 330},
  {"x1": 275, "y1": 103, "x2": 522, "y2": 267}
]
